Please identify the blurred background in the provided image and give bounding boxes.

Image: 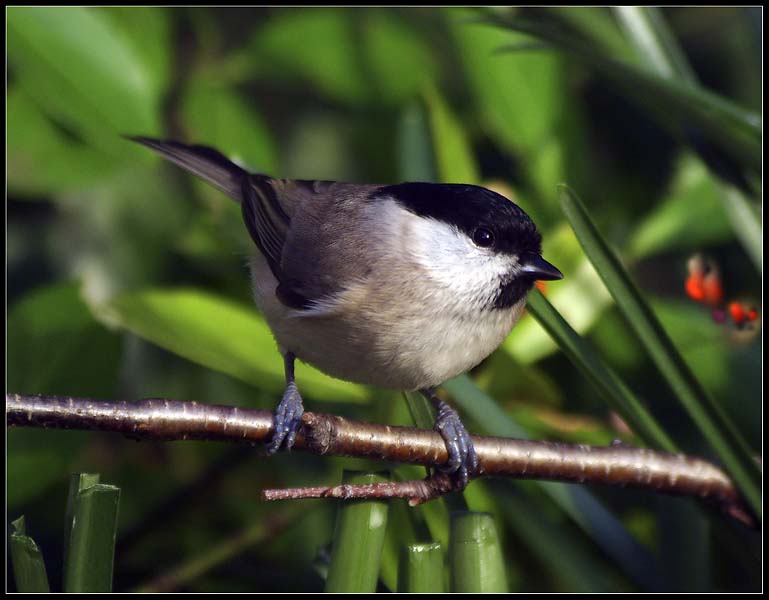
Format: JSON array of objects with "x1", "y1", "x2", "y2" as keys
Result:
[{"x1": 7, "y1": 7, "x2": 762, "y2": 592}]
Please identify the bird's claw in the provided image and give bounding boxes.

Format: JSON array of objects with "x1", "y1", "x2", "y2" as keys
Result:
[
  {"x1": 434, "y1": 400, "x2": 479, "y2": 489},
  {"x1": 267, "y1": 382, "x2": 304, "y2": 454}
]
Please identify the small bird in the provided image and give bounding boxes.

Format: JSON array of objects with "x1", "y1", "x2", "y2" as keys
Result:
[{"x1": 129, "y1": 137, "x2": 563, "y2": 487}]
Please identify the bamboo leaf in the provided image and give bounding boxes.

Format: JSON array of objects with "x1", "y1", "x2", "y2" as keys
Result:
[
  {"x1": 484, "y1": 15, "x2": 761, "y2": 171},
  {"x1": 526, "y1": 289, "x2": 677, "y2": 452},
  {"x1": 98, "y1": 288, "x2": 368, "y2": 403},
  {"x1": 498, "y1": 488, "x2": 634, "y2": 592},
  {"x1": 449, "y1": 512, "x2": 507, "y2": 592},
  {"x1": 612, "y1": 6, "x2": 761, "y2": 271},
  {"x1": 63, "y1": 474, "x2": 120, "y2": 592},
  {"x1": 325, "y1": 471, "x2": 390, "y2": 593},
  {"x1": 444, "y1": 375, "x2": 660, "y2": 588},
  {"x1": 398, "y1": 543, "x2": 445, "y2": 593},
  {"x1": 423, "y1": 85, "x2": 480, "y2": 184},
  {"x1": 559, "y1": 184, "x2": 761, "y2": 518},
  {"x1": 10, "y1": 516, "x2": 51, "y2": 593},
  {"x1": 7, "y1": 7, "x2": 161, "y2": 156}
]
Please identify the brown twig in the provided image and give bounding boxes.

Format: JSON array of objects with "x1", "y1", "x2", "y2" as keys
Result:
[{"x1": 6, "y1": 393, "x2": 758, "y2": 528}]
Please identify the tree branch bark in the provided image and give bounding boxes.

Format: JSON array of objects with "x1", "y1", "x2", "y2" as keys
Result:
[{"x1": 6, "y1": 393, "x2": 757, "y2": 528}]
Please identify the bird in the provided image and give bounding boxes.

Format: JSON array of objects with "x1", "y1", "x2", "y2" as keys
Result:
[{"x1": 128, "y1": 136, "x2": 563, "y2": 487}]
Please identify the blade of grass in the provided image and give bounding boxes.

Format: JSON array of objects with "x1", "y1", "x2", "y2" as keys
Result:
[
  {"x1": 720, "y1": 185, "x2": 762, "y2": 271},
  {"x1": 445, "y1": 375, "x2": 661, "y2": 589},
  {"x1": 558, "y1": 184, "x2": 760, "y2": 518},
  {"x1": 398, "y1": 543, "x2": 445, "y2": 592},
  {"x1": 613, "y1": 7, "x2": 696, "y2": 82},
  {"x1": 612, "y1": 6, "x2": 761, "y2": 272},
  {"x1": 325, "y1": 470, "x2": 390, "y2": 593},
  {"x1": 449, "y1": 512, "x2": 507, "y2": 592},
  {"x1": 526, "y1": 289, "x2": 677, "y2": 452},
  {"x1": 379, "y1": 490, "x2": 421, "y2": 592},
  {"x1": 62, "y1": 472, "x2": 101, "y2": 575},
  {"x1": 480, "y1": 15, "x2": 761, "y2": 171},
  {"x1": 10, "y1": 516, "x2": 51, "y2": 592},
  {"x1": 63, "y1": 474, "x2": 120, "y2": 592},
  {"x1": 498, "y1": 487, "x2": 636, "y2": 592},
  {"x1": 423, "y1": 84, "x2": 480, "y2": 184},
  {"x1": 99, "y1": 288, "x2": 368, "y2": 403}
]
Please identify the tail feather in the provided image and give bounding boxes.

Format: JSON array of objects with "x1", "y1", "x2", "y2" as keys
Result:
[{"x1": 126, "y1": 136, "x2": 251, "y2": 202}]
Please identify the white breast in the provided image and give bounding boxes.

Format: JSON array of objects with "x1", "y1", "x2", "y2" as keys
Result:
[{"x1": 248, "y1": 200, "x2": 526, "y2": 390}]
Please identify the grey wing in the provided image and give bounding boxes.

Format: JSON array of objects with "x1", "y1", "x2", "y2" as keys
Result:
[
  {"x1": 241, "y1": 176, "x2": 320, "y2": 310},
  {"x1": 125, "y1": 136, "x2": 373, "y2": 312},
  {"x1": 274, "y1": 181, "x2": 386, "y2": 313}
]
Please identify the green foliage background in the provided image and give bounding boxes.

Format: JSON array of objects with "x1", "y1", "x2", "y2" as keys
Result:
[{"x1": 7, "y1": 7, "x2": 762, "y2": 592}]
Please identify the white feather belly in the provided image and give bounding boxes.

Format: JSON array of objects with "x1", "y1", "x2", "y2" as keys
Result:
[{"x1": 248, "y1": 250, "x2": 525, "y2": 391}]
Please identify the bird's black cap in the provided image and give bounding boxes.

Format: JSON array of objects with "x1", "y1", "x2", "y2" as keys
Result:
[{"x1": 377, "y1": 182, "x2": 543, "y2": 258}]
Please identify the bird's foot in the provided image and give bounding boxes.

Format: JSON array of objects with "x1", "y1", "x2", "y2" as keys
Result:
[
  {"x1": 267, "y1": 381, "x2": 304, "y2": 454},
  {"x1": 433, "y1": 400, "x2": 479, "y2": 489}
]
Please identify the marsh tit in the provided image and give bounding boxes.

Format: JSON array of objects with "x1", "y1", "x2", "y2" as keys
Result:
[{"x1": 129, "y1": 136, "x2": 563, "y2": 487}]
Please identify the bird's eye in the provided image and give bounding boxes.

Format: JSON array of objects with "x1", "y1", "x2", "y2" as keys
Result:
[{"x1": 472, "y1": 227, "x2": 495, "y2": 248}]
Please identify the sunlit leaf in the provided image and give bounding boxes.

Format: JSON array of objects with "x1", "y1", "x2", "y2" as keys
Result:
[
  {"x1": 8, "y1": 7, "x2": 161, "y2": 155},
  {"x1": 99, "y1": 288, "x2": 368, "y2": 403},
  {"x1": 7, "y1": 87, "x2": 120, "y2": 196},
  {"x1": 629, "y1": 154, "x2": 733, "y2": 259},
  {"x1": 423, "y1": 85, "x2": 480, "y2": 184}
]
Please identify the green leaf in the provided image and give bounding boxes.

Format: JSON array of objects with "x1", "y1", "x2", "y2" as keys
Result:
[
  {"x1": 10, "y1": 516, "x2": 51, "y2": 593},
  {"x1": 249, "y1": 9, "x2": 367, "y2": 106},
  {"x1": 325, "y1": 471, "x2": 390, "y2": 593},
  {"x1": 358, "y1": 10, "x2": 437, "y2": 106},
  {"x1": 449, "y1": 512, "x2": 507, "y2": 592},
  {"x1": 487, "y1": 15, "x2": 761, "y2": 172},
  {"x1": 99, "y1": 288, "x2": 368, "y2": 403},
  {"x1": 181, "y1": 81, "x2": 279, "y2": 175},
  {"x1": 444, "y1": 376, "x2": 660, "y2": 588},
  {"x1": 8, "y1": 282, "x2": 121, "y2": 507},
  {"x1": 503, "y1": 224, "x2": 613, "y2": 365},
  {"x1": 540, "y1": 7, "x2": 636, "y2": 63},
  {"x1": 628, "y1": 154, "x2": 733, "y2": 259},
  {"x1": 424, "y1": 85, "x2": 480, "y2": 184},
  {"x1": 63, "y1": 474, "x2": 121, "y2": 592},
  {"x1": 100, "y1": 7, "x2": 173, "y2": 100},
  {"x1": 397, "y1": 102, "x2": 437, "y2": 183},
  {"x1": 7, "y1": 86, "x2": 120, "y2": 196},
  {"x1": 8, "y1": 282, "x2": 123, "y2": 396},
  {"x1": 718, "y1": 184, "x2": 762, "y2": 272},
  {"x1": 526, "y1": 289, "x2": 677, "y2": 452},
  {"x1": 613, "y1": 7, "x2": 698, "y2": 82},
  {"x1": 248, "y1": 9, "x2": 436, "y2": 108},
  {"x1": 450, "y1": 8, "x2": 562, "y2": 153},
  {"x1": 611, "y1": 6, "x2": 761, "y2": 272},
  {"x1": 8, "y1": 7, "x2": 161, "y2": 155},
  {"x1": 498, "y1": 488, "x2": 632, "y2": 592},
  {"x1": 559, "y1": 184, "x2": 761, "y2": 518},
  {"x1": 398, "y1": 543, "x2": 445, "y2": 593},
  {"x1": 379, "y1": 498, "x2": 419, "y2": 592}
]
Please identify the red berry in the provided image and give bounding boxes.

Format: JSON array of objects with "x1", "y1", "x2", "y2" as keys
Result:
[
  {"x1": 728, "y1": 301, "x2": 746, "y2": 325},
  {"x1": 685, "y1": 275, "x2": 705, "y2": 302}
]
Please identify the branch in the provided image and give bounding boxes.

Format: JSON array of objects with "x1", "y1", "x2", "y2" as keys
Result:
[{"x1": 6, "y1": 393, "x2": 757, "y2": 528}]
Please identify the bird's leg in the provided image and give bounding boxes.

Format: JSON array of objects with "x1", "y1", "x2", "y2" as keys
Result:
[
  {"x1": 421, "y1": 388, "x2": 479, "y2": 489},
  {"x1": 267, "y1": 352, "x2": 304, "y2": 454}
]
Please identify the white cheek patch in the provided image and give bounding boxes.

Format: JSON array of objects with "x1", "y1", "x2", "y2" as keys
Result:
[{"x1": 404, "y1": 214, "x2": 516, "y2": 300}]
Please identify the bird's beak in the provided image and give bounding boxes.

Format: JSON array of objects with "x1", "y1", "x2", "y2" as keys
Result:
[{"x1": 520, "y1": 253, "x2": 563, "y2": 281}]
